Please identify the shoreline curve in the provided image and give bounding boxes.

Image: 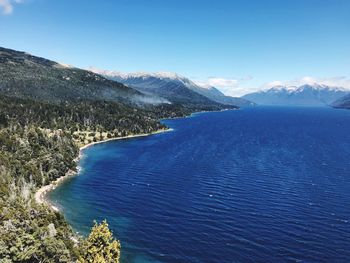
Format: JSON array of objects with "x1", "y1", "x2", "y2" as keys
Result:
[{"x1": 34, "y1": 128, "x2": 173, "y2": 210}]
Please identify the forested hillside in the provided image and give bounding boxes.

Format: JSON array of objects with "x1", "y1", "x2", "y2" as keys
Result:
[
  {"x1": 0, "y1": 47, "x2": 233, "y2": 262},
  {"x1": 0, "y1": 47, "x2": 143, "y2": 104},
  {"x1": 0, "y1": 95, "x2": 169, "y2": 146},
  {"x1": 0, "y1": 95, "x2": 80, "y2": 261},
  {"x1": 0, "y1": 93, "x2": 195, "y2": 262},
  {"x1": 0, "y1": 124, "x2": 79, "y2": 261}
]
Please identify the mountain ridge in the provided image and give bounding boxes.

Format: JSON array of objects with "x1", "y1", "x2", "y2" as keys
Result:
[
  {"x1": 242, "y1": 84, "x2": 349, "y2": 106},
  {"x1": 91, "y1": 69, "x2": 253, "y2": 107},
  {"x1": 0, "y1": 47, "x2": 168, "y2": 106},
  {"x1": 332, "y1": 93, "x2": 350, "y2": 109}
]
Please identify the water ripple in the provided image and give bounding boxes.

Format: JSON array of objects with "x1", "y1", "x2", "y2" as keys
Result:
[{"x1": 50, "y1": 107, "x2": 350, "y2": 263}]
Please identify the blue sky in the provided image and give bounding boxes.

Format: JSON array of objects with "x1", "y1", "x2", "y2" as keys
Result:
[{"x1": 1, "y1": 0, "x2": 350, "y2": 96}]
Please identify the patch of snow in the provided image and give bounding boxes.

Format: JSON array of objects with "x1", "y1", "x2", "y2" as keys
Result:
[{"x1": 263, "y1": 83, "x2": 349, "y2": 94}]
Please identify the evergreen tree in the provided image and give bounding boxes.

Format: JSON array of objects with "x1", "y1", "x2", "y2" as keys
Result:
[{"x1": 78, "y1": 221, "x2": 121, "y2": 263}]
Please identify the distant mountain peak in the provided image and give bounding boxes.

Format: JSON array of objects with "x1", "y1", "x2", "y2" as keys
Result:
[
  {"x1": 196, "y1": 84, "x2": 219, "y2": 91},
  {"x1": 90, "y1": 68, "x2": 255, "y2": 108},
  {"x1": 122, "y1": 71, "x2": 182, "y2": 80},
  {"x1": 90, "y1": 68, "x2": 207, "y2": 93},
  {"x1": 90, "y1": 68, "x2": 185, "y2": 82},
  {"x1": 243, "y1": 83, "x2": 350, "y2": 106},
  {"x1": 262, "y1": 83, "x2": 349, "y2": 94}
]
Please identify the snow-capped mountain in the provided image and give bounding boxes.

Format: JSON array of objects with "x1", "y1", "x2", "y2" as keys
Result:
[
  {"x1": 90, "y1": 69, "x2": 254, "y2": 107},
  {"x1": 242, "y1": 84, "x2": 349, "y2": 106}
]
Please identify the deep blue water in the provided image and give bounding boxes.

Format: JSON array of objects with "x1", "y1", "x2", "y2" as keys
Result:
[{"x1": 49, "y1": 107, "x2": 350, "y2": 263}]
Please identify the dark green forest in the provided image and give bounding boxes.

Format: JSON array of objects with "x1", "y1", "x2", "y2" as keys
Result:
[
  {"x1": 0, "y1": 94, "x2": 197, "y2": 262},
  {"x1": 0, "y1": 47, "x2": 234, "y2": 262}
]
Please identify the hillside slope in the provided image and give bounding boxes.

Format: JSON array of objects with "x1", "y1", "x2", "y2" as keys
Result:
[
  {"x1": 90, "y1": 71, "x2": 239, "y2": 109},
  {"x1": 0, "y1": 48, "x2": 207, "y2": 262},
  {"x1": 190, "y1": 85, "x2": 255, "y2": 107},
  {"x1": 332, "y1": 94, "x2": 350, "y2": 109},
  {"x1": 0, "y1": 47, "x2": 148, "y2": 104}
]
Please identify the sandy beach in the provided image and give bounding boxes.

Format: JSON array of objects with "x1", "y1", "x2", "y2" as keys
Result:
[{"x1": 34, "y1": 128, "x2": 173, "y2": 210}]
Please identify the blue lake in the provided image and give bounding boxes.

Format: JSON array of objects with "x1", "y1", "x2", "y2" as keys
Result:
[{"x1": 49, "y1": 107, "x2": 350, "y2": 262}]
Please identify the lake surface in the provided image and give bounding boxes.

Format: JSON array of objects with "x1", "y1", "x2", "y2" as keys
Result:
[{"x1": 49, "y1": 107, "x2": 350, "y2": 262}]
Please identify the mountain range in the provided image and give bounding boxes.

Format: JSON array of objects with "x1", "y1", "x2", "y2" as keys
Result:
[
  {"x1": 242, "y1": 84, "x2": 350, "y2": 107},
  {"x1": 90, "y1": 70, "x2": 254, "y2": 107},
  {"x1": 1, "y1": 46, "x2": 349, "y2": 110},
  {"x1": 0, "y1": 47, "x2": 240, "y2": 112}
]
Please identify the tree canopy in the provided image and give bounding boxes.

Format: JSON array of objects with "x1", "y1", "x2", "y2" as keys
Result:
[{"x1": 78, "y1": 221, "x2": 121, "y2": 263}]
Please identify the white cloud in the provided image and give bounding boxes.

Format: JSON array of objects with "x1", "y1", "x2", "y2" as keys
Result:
[
  {"x1": 264, "y1": 80, "x2": 283, "y2": 88},
  {"x1": 0, "y1": 0, "x2": 23, "y2": 15},
  {"x1": 0, "y1": 0, "x2": 13, "y2": 14},
  {"x1": 194, "y1": 76, "x2": 255, "y2": 97},
  {"x1": 263, "y1": 76, "x2": 350, "y2": 90},
  {"x1": 204, "y1": 78, "x2": 239, "y2": 88}
]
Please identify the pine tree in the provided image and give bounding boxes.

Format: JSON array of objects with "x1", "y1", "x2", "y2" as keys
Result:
[{"x1": 78, "y1": 220, "x2": 121, "y2": 263}]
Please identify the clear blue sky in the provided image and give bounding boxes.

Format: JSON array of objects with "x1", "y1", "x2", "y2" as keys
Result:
[{"x1": 1, "y1": 0, "x2": 349, "y2": 96}]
